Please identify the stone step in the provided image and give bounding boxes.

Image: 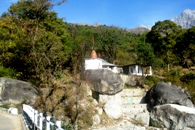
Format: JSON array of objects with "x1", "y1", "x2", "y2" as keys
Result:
[
  {"x1": 122, "y1": 112, "x2": 150, "y2": 126},
  {"x1": 121, "y1": 88, "x2": 146, "y2": 97},
  {"x1": 121, "y1": 104, "x2": 148, "y2": 115},
  {"x1": 121, "y1": 96, "x2": 145, "y2": 104}
]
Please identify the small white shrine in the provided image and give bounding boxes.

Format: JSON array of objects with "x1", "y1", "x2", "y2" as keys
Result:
[
  {"x1": 84, "y1": 50, "x2": 152, "y2": 76},
  {"x1": 84, "y1": 50, "x2": 119, "y2": 73}
]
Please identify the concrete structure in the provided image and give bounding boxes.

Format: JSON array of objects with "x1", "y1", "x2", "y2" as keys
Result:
[
  {"x1": 85, "y1": 58, "x2": 103, "y2": 70},
  {"x1": 85, "y1": 58, "x2": 116, "y2": 70},
  {"x1": 8, "y1": 107, "x2": 18, "y2": 115},
  {"x1": 121, "y1": 88, "x2": 150, "y2": 125},
  {"x1": 85, "y1": 50, "x2": 120, "y2": 73},
  {"x1": 123, "y1": 64, "x2": 152, "y2": 76},
  {"x1": 85, "y1": 50, "x2": 152, "y2": 76}
]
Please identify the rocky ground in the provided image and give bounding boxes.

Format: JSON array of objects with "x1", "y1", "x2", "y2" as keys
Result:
[{"x1": 1, "y1": 73, "x2": 195, "y2": 130}]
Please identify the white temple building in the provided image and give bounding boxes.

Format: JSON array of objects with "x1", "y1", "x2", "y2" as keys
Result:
[{"x1": 84, "y1": 50, "x2": 152, "y2": 76}]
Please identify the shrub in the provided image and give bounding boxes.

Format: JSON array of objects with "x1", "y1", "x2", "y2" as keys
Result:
[
  {"x1": 144, "y1": 76, "x2": 164, "y2": 88},
  {"x1": 180, "y1": 73, "x2": 195, "y2": 84},
  {"x1": 62, "y1": 120, "x2": 73, "y2": 130},
  {"x1": 180, "y1": 73, "x2": 195, "y2": 104},
  {"x1": 166, "y1": 70, "x2": 181, "y2": 84},
  {"x1": 0, "y1": 103, "x2": 10, "y2": 109},
  {"x1": 0, "y1": 66, "x2": 16, "y2": 78}
]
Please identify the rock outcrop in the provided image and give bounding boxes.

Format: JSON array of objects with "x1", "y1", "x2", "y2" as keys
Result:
[
  {"x1": 101, "y1": 93, "x2": 122, "y2": 119},
  {"x1": 128, "y1": 26, "x2": 150, "y2": 34},
  {"x1": 120, "y1": 74, "x2": 138, "y2": 87},
  {"x1": 150, "y1": 104, "x2": 195, "y2": 130},
  {"x1": 144, "y1": 82, "x2": 194, "y2": 111},
  {"x1": 0, "y1": 77, "x2": 38, "y2": 105},
  {"x1": 171, "y1": 9, "x2": 195, "y2": 28},
  {"x1": 84, "y1": 69, "x2": 123, "y2": 95}
]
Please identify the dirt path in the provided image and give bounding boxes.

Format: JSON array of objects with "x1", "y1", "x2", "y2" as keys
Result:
[{"x1": 0, "y1": 110, "x2": 24, "y2": 130}]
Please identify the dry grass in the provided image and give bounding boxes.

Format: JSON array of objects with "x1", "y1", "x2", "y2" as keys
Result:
[
  {"x1": 33, "y1": 74, "x2": 99, "y2": 129},
  {"x1": 130, "y1": 118, "x2": 146, "y2": 126}
]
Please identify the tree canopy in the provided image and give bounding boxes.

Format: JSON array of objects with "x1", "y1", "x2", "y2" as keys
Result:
[{"x1": 0, "y1": 1, "x2": 195, "y2": 84}]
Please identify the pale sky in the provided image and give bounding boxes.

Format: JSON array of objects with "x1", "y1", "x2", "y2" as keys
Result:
[{"x1": 0, "y1": 0, "x2": 195, "y2": 29}]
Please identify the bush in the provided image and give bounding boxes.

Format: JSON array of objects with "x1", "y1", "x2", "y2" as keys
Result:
[
  {"x1": 0, "y1": 103, "x2": 10, "y2": 109},
  {"x1": 62, "y1": 120, "x2": 73, "y2": 130},
  {"x1": 144, "y1": 76, "x2": 164, "y2": 88},
  {"x1": 180, "y1": 73, "x2": 195, "y2": 104},
  {"x1": 166, "y1": 70, "x2": 181, "y2": 84},
  {"x1": 180, "y1": 73, "x2": 195, "y2": 84},
  {"x1": 0, "y1": 66, "x2": 16, "y2": 78},
  {"x1": 152, "y1": 58, "x2": 165, "y2": 69}
]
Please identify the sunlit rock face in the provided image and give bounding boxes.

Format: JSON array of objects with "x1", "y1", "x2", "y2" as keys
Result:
[
  {"x1": 144, "y1": 82, "x2": 194, "y2": 111},
  {"x1": 150, "y1": 104, "x2": 195, "y2": 130},
  {"x1": 0, "y1": 77, "x2": 37, "y2": 105},
  {"x1": 84, "y1": 69, "x2": 124, "y2": 95}
]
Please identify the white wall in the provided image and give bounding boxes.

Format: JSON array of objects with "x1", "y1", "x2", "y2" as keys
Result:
[
  {"x1": 85, "y1": 59, "x2": 102, "y2": 70},
  {"x1": 129, "y1": 65, "x2": 152, "y2": 76}
]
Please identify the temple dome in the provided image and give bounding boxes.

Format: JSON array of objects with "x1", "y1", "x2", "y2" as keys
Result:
[{"x1": 90, "y1": 50, "x2": 97, "y2": 58}]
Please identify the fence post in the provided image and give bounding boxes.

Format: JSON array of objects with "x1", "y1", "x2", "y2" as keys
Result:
[
  {"x1": 30, "y1": 106, "x2": 34, "y2": 123},
  {"x1": 22, "y1": 104, "x2": 64, "y2": 130},
  {"x1": 56, "y1": 121, "x2": 61, "y2": 129},
  {"x1": 34, "y1": 110, "x2": 38, "y2": 127},
  {"x1": 39, "y1": 113, "x2": 43, "y2": 130},
  {"x1": 22, "y1": 104, "x2": 25, "y2": 113},
  {"x1": 46, "y1": 116, "x2": 51, "y2": 130}
]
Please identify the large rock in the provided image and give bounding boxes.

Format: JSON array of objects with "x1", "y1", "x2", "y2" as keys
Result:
[
  {"x1": 150, "y1": 104, "x2": 195, "y2": 130},
  {"x1": 0, "y1": 77, "x2": 38, "y2": 105},
  {"x1": 119, "y1": 75, "x2": 140, "y2": 87},
  {"x1": 102, "y1": 93, "x2": 122, "y2": 119},
  {"x1": 145, "y1": 82, "x2": 194, "y2": 111},
  {"x1": 84, "y1": 69, "x2": 123, "y2": 95},
  {"x1": 134, "y1": 112, "x2": 150, "y2": 126}
]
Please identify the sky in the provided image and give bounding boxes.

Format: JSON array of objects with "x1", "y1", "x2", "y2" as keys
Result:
[{"x1": 0, "y1": 0, "x2": 195, "y2": 29}]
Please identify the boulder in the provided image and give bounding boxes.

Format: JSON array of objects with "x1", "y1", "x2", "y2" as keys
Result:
[
  {"x1": 0, "y1": 77, "x2": 38, "y2": 105},
  {"x1": 145, "y1": 82, "x2": 194, "y2": 111},
  {"x1": 119, "y1": 74, "x2": 128, "y2": 83},
  {"x1": 134, "y1": 112, "x2": 150, "y2": 126},
  {"x1": 84, "y1": 69, "x2": 123, "y2": 95},
  {"x1": 101, "y1": 93, "x2": 122, "y2": 119},
  {"x1": 150, "y1": 104, "x2": 195, "y2": 130},
  {"x1": 119, "y1": 75, "x2": 139, "y2": 87}
]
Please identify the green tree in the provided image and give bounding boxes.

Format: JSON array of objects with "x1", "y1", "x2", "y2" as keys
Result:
[
  {"x1": 136, "y1": 42, "x2": 155, "y2": 66},
  {"x1": 175, "y1": 27, "x2": 195, "y2": 67},
  {"x1": 96, "y1": 26, "x2": 122, "y2": 63},
  {"x1": 3, "y1": 0, "x2": 70, "y2": 79},
  {"x1": 0, "y1": 17, "x2": 20, "y2": 67},
  {"x1": 0, "y1": 0, "x2": 75, "y2": 114},
  {"x1": 147, "y1": 20, "x2": 182, "y2": 71}
]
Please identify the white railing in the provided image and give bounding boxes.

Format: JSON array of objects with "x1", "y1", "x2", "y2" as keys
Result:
[{"x1": 22, "y1": 104, "x2": 64, "y2": 130}]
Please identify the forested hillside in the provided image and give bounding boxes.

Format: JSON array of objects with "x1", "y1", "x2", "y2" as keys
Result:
[{"x1": 0, "y1": 0, "x2": 195, "y2": 112}]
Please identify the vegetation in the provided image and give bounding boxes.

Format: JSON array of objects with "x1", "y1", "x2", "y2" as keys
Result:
[
  {"x1": 0, "y1": 0, "x2": 195, "y2": 128},
  {"x1": 0, "y1": 66, "x2": 16, "y2": 78}
]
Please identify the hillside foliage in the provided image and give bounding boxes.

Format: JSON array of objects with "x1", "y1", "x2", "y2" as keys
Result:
[{"x1": 0, "y1": 0, "x2": 195, "y2": 128}]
